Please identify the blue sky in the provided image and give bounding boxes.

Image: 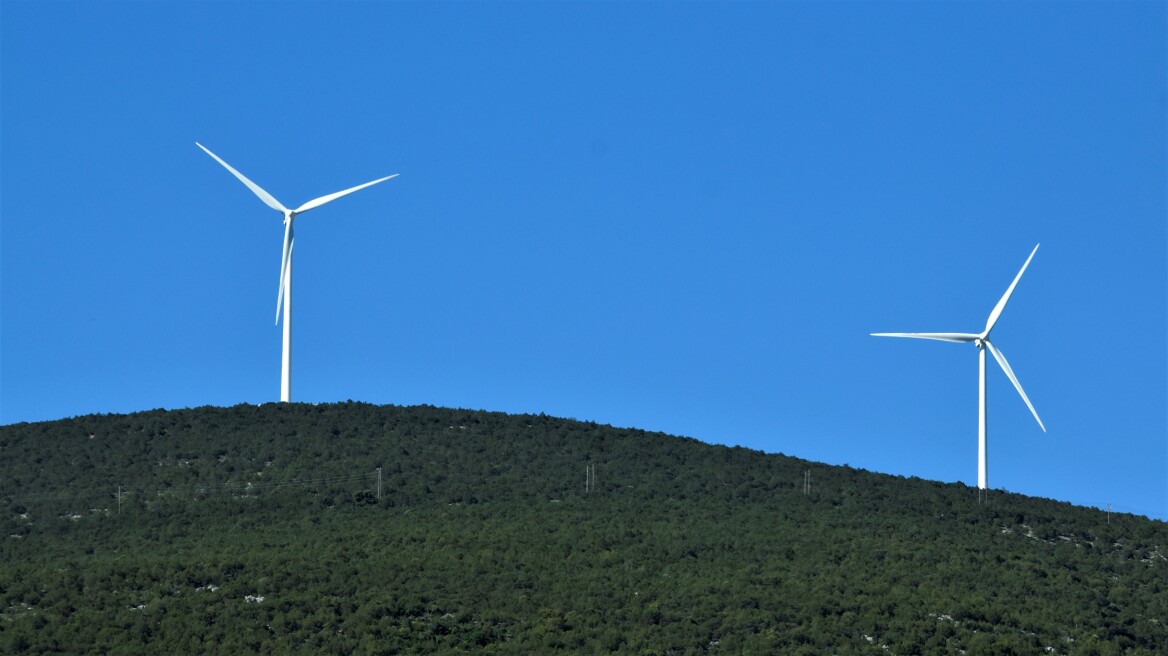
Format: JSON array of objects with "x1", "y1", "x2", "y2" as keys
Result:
[{"x1": 2, "y1": 2, "x2": 1164, "y2": 520}]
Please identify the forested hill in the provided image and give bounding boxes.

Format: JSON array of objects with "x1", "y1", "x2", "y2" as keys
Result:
[{"x1": 2, "y1": 403, "x2": 1166, "y2": 654}]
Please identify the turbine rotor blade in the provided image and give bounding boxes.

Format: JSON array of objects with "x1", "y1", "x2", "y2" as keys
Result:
[
  {"x1": 293, "y1": 173, "x2": 399, "y2": 214},
  {"x1": 276, "y1": 219, "x2": 294, "y2": 324},
  {"x1": 984, "y1": 243, "x2": 1040, "y2": 336},
  {"x1": 196, "y1": 143, "x2": 288, "y2": 214},
  {"x1": 984, "y1": 340, "x2": 1046, "y2": 432},
  {"x1": 870, "y1": 332, "x2": 980, "y2": 343}
]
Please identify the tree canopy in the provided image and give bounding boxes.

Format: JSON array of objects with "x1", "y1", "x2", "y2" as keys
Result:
[{"x1": 2, "y1": 402, "x2": 1165, "y2": 654}]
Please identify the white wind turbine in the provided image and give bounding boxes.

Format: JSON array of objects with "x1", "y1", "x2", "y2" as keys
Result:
[
  {"x1": 197, "y1": 142, "x2": 397, "y2": 403},
  {"x1": 872, "y1": 244, "x2": 1046, "y2": 496}
]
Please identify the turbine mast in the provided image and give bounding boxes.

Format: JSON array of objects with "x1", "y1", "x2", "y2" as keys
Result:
[
  {"x1": 978, "y1": 345, "x2": 987, "y2": 492},
  {"x1": 281, "y1": 256, "x2": 292, "y2": 403}
]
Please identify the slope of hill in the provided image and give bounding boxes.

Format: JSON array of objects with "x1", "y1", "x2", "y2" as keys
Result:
[{"x1": 2, "y1": 403, "x2": 1165, "y2": 654}]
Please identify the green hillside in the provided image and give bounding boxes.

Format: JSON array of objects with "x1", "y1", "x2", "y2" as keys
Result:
[{"x1": 2, "y1": 403, "x2": 1165, "y2": 654}]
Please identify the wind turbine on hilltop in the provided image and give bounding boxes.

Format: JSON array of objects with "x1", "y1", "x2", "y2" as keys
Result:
[
  {"x1": 872, "y1": 244, "x2": 1046, "y2": 499},
  {"x1": 197, "y1": 143, "x2": 398, "y2": 403}
]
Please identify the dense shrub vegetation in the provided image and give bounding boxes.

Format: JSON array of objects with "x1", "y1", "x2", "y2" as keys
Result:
[{"x1": 2, "y1": 403, "x2": 1165, "y2": 654}]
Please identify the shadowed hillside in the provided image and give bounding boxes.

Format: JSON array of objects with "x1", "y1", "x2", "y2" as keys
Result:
[{"x1": 2, "y1": 403, "x2": 1165, "y2": 654}]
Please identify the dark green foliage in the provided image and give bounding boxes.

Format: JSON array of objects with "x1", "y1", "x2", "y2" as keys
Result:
[{"x1": 1, "y1": 403, "x2": 1165, "y2": 654}]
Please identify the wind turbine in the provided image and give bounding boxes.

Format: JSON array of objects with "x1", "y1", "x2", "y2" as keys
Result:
[
  {"x1": 872, "y1": 244, "x2": 1045, "y2": 496},
  {"x1": 197, "y1": 142, "x2": 397, "y2": 403}
]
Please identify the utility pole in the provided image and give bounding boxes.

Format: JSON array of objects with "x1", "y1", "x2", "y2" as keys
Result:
[
  {"x1": 377, "y1": 468, "x2": 382, "y2": 501},
  {"x1": 117, "y1": 485, "x2": 122, "y2": 514}
]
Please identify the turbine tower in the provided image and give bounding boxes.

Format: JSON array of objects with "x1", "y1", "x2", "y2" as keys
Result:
[
  {"x1": 872, "y1": 244, "x2": 1045, "y2": 495},
  {"x1": 197, "y1": 143, "x2": 397, "y2": 402}
]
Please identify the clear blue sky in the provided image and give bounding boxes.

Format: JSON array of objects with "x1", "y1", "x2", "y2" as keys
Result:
[{"x1": 2, "y1": 2, "x2": 1165, "y2": 520}]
